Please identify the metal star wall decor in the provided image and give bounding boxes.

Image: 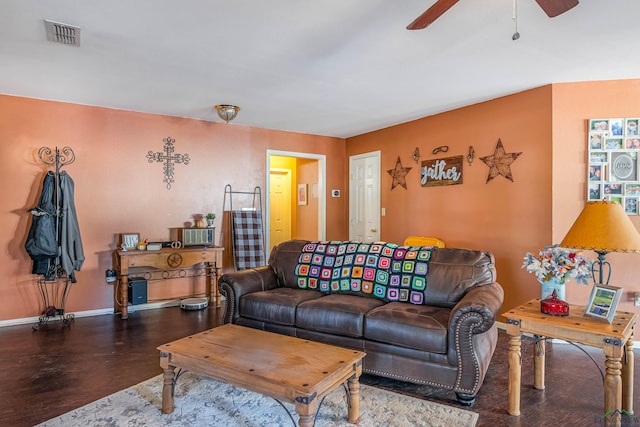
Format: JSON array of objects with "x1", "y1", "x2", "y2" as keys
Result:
[
  {"x1": 147, "y1": 136, "x2": 190, "y2": 189},
  {"x1": 479, "y1": 138, "x2": 522, "y2": 183},
  {"x1": 387, "y1": 156, "x2": 412, "y2": 190}
]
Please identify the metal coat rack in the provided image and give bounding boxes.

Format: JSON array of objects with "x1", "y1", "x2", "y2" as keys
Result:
[{"x1": 32, "y1": 146, "x2": 76, "y2": 330}]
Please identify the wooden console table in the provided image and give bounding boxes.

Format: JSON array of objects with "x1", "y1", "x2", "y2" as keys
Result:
[
  {"x1": 503, "y1": 299, "x2": 636, "y2": 427},
  {"x1": 114, "y1": 246, "x2": 223, "y2": 319}
]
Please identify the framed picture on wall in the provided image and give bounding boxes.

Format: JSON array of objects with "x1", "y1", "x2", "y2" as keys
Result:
[
  {"x1": 589, "y1": 164, "x2": 603, "y2": 182},
  {"x1": 590, "y1": 133, "x2": 605, "y2": 149},
  {"x1": 624, "y1": 197, "x2": 638, "y2": 214},
  {"x1": 589, "y1": 119, "x2": 610, "y2": 132},
  {"x1": 587, "y1": 117, "x2": 640, "y2": 215},
  {"x1": 584, "y1": 284, "x2": 622, "y2": 323},
  {"x1": 588, "y1": 183, "x2": 602, "y2": 200},
  {"x1": 297, "y1": 183, "x2": 308, "y2": 206},
  {"x1": 625, "y1": 118, "x2": 639, "y2": 136},
  {"x1": 610, "y1": 118, "x2": 624, "y2": 136}
]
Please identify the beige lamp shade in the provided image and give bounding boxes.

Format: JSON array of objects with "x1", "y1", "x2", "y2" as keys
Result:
[{"x1": 560, "y1": 201, "x2": 640, "y2": 253}]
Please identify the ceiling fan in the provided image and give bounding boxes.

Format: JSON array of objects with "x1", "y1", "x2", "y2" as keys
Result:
[{"x1": 407, "y1": 0, "x2": 579, "y2": 30}]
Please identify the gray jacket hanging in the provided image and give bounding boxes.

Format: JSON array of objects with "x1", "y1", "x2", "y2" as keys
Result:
[
  {"x1": 59, "y1": 171, "x2": 84, "y2": 281},
  {"x1": 25, "y1": 171, "x2": 57, "y2": 278}
]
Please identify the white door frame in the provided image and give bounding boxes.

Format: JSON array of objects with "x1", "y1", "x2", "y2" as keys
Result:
[{"x1": 266, "y1": 150, "x2": 326, "y2": 256}]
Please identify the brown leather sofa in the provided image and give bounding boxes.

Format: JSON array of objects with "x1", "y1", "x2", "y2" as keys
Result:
[{"x1": 219, "y1": 239, "x2": 504, "y2": 404}]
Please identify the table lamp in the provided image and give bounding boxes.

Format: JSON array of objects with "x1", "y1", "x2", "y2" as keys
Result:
[{"x1": 560, "y1": 201, "x2": 640, "y2": 284}]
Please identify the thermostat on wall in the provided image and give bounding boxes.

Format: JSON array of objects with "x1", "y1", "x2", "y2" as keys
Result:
[{"x1": 331, "y1": 189, "x2": 340, "y2": 197}]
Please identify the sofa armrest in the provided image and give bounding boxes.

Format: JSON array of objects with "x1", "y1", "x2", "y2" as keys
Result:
[
  {"x1": 446, "y1": 282, "x2": 504, "y2": 395},
  {"x1": 219, "y1": 266, "x2": 278, "y2": 324},
  {"x1": 449, "y1": 281, "x2": 504, "y2": 336}
]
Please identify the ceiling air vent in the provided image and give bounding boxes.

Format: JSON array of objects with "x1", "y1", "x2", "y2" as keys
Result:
[{"x1": 44, "y1": 20, "x2": 80, "y2": 47}]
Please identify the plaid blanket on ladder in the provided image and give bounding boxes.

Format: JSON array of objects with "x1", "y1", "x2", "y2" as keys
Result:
[{"x1": 231, "y1": 210, "x2": 265, "y2": 270}]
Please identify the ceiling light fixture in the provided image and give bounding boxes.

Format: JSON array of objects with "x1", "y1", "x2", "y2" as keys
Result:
[
  {"x1": 214, "y1": 104, "x2": 241, "y2": 123},
  {"x1": 512, "y1": 0, "x2": 520, "y2": 41}
]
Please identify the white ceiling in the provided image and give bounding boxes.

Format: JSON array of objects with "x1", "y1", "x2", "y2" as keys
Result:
[{"x1": 1, "y1": 1, "x2": 640, "y2": 138}]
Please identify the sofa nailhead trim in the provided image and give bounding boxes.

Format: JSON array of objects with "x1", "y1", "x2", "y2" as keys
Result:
[{"x1": 453, "y1": 311, "x2": 482, "y2": 393}]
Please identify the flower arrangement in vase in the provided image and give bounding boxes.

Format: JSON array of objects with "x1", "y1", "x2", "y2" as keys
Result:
[{"x1": 522, "y1": 244, "x2": 593, "y2": 301}]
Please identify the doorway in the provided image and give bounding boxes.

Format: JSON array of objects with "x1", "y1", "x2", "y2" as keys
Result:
[
  {"x1": 269, "y1": 168, "x2": 292, "y2": 248},
  {"x1": 266, "y1": 150, "x2": 326, "y2": 257},
  {"x1": 349, "y1": 151, "x2": 381, "y2": 242}
]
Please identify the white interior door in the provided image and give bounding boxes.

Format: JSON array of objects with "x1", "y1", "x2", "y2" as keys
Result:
[
  {"x1": 349, "y1": 151, "x2": 381, "y2": 242},
  {"x1": 269, "y1": 168, "x2": 292, "y2": 248}
]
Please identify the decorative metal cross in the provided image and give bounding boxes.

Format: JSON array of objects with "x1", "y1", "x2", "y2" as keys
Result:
[{"x1": 147, "y1": 137, "x2": 190, "y2": 189}]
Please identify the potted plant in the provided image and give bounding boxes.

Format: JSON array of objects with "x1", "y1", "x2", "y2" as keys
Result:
[{"x1": 205, "y1": 212, "x2": 216, "y2": 227}]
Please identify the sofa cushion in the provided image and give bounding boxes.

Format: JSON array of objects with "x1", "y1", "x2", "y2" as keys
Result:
[
  {"x1": 423, "y1": 248, "x2": 496, "y2": 308},
  {"x1": 364, "y1": 302, "x2": 450, "y2": 354},
  {"x1": 296, "y1": 294, "x2": 385, "y2": 338},
  {"x1": 240, "y1": 287, "x2": 324, "y2": 326},
  {"x1": 268, "y1": 239, "x2": 310, "y2": 289}
]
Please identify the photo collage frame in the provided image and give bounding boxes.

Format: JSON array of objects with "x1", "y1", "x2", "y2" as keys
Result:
[{"x1": 587, "y1": 117, "x2": 640, "y2": 215}]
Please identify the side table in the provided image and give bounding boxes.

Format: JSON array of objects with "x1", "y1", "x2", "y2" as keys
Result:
[{"x1": 503, "y1": 299, "x2": 636, "y2": 427}]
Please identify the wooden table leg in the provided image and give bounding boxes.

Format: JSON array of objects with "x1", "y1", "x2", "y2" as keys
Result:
[
  {"x1": 159, "y1": 352, "x2": 175, "y2": 414},
  {"x1": 508, "y1": 333, "x2": 522, "y2": 416},
  {"x1": 623, "y1": 332, "x2": 634, "y2": 415},
  {"x1": 604, "y1": 343, "x2": 623, "y2": 427},
  {"x1": 119, "y1": 275, "x2": 129, "y2": 319},
  {"x1": 347, "y1": 375, "x2": 361, "y2": 424},
  {"x1": 206, "y1": 261, "x2": 214, "y2": 305},
  {"x1": 297, "y1": 414, "x2": 314, "y2": 427},
  {"x1": 215, "y1": 265, "x2": 222, "y2": 307},
  {"x1": 534, "y1": 335, "x2": 545, "y2": 390}
]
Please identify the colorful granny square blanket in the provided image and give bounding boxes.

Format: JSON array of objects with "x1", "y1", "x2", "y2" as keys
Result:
[{"x1": 295, "y1": 241, "x2": 434, "y2": 304}]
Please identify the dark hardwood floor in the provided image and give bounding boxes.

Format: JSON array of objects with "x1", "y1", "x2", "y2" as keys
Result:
[{"x1": 0, "y1": 304, "x2": 637, "y2": 427}]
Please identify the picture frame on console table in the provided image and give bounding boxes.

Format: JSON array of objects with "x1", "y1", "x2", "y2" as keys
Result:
[
  {"x1": 584, "y1": 284, "x2": 622, "y2": 323},
  {"x1": 119, "y1": 233, "x2": 140, "y2": 250}
]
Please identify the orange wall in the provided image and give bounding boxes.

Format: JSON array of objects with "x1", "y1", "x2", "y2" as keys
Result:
[
  {"x1": 0, "y1": 95, "x2": 347, "y2": 321},
  {"x1": 552, "y1": 79, "x2": 640, "y2": 313},
  {"x1": 347, "y1": 80, "x2": 640, "y2": 316},
  {"x1": 347, "y1": 85, "x2": 554, "y2": 316}
]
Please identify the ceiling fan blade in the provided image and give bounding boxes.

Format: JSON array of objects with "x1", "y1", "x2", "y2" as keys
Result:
[
  {"x1": 407, "y1": 0, "x2": 460, "y2": 30},
  {"x1": 535, "y1": 0, "x2": 579, "y2": 18}
]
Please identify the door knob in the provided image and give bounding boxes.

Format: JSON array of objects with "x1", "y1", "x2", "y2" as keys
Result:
[{"x1": 370, "y1": 228, "x2": 377, "y2": 232}]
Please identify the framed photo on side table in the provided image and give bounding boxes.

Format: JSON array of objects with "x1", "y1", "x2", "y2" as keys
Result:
[
  {"x1": 119, "y1": 233, "x2": 140, "y2": 250},
  {"x1": 584, "y1": 284, "x2": 623, "y2": 323}
]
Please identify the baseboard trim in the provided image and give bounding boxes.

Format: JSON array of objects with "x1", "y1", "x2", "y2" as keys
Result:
[
  {"x1": 496, "y1": 320, "x2": 640, "y2": 349},
  {"x1": 0, "y1": 300, "x2": 182, "y2": 328}
]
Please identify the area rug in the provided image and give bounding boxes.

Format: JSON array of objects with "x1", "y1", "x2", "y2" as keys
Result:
[{"x1": 36, "y1": 371, "x2": 478, "y2": 426}]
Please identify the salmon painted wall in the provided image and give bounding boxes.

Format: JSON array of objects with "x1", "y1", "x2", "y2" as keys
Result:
[
  {"x1": 552, "y1": 79, "x2": 640, "y2": 314},
  {"x1": 347, "y1": 80, "x2": 640, "y2": 317},
  {"x1": 347, "y1": 86, "x2": 554, "y2": 315},
  {"x1": 0, "y1": 95, "x2": 347, "y2": 321}
]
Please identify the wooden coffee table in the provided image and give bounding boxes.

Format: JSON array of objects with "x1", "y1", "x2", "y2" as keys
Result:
[{"x1": 157, "y1": 324, "x2": 366, "y2": 426}]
